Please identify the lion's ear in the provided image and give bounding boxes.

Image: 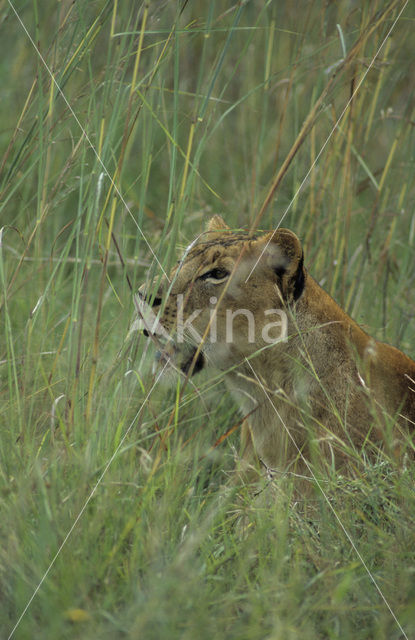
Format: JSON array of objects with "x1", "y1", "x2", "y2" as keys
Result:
[
  {"x1": 255, "y1": 229, "x2": 305, "y2": 303},
  {"x1": 206, "y1": 215, "x2": 229, "y2": 231}
]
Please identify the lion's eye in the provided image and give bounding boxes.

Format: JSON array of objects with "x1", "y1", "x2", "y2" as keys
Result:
[{"x1": 199, "y1": 267, "x2": 229, "y2": 282}]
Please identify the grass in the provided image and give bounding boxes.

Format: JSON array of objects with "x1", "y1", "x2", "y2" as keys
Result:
[{"x1": 1, "y1": 1, "x2": 415, "y2": 638}]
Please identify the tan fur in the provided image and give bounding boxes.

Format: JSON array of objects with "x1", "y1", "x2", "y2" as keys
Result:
[{"x1": 140, "y1": 216, "x2": 415, "y2": 476}]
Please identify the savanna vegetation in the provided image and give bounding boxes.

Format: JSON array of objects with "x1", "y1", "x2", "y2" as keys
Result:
[{"x1": 1, "y1": 1, "x2": 414, "y2": 638}]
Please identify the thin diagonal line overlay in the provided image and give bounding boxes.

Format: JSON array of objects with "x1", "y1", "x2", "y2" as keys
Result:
[
  {"x1": 245, "y1": 0, "x2": 409, "y2": 282},
  {"x1": 245, "y1": 358, "x2": 408, "y2": 640},
  {"x1": 7, "y1": 364, "x2": 168, "y2": 640},
  {"x1": 7, "y1": 0, "x2": 169, "y2": 281},
  {"x1": 6, "y1": 2, "x2": 409, "y2": 639}
]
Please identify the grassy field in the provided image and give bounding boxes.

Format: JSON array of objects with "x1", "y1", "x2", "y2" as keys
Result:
[{"x1": 1, "y1": 1, "x2": 415, "y2": 638}]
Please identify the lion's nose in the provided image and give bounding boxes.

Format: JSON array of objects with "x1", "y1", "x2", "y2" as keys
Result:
[
  {"x1": 137, "y1": 287, "x2": 162, "y2": 308},
  {"x1": 137, "y1": 286, "x2": 163, "y2": 337},
  {"x1": 149, "y1": 295, "x2": 162, "y2": 307}
]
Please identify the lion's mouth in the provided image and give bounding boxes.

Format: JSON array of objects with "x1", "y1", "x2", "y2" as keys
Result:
[
  {"x1": 181, "y1": 347, "x2": 205, "y2": 376},
  {"x1": 155, "y1": 344, "x2": 205, "y2": 377}
]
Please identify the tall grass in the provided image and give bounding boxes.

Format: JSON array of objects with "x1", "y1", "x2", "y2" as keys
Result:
[{"x1": 1, "y1": 1, "x2": 414, "y2": 638}]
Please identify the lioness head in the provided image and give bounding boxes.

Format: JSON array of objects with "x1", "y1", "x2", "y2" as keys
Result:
[{"x1": 138, "y1": 216, "x2": 305, "y2": 377}]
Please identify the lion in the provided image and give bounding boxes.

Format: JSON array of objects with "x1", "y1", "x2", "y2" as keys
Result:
[{"x1": 139, "y1": 215, "x2": 415, "y2": 479}]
